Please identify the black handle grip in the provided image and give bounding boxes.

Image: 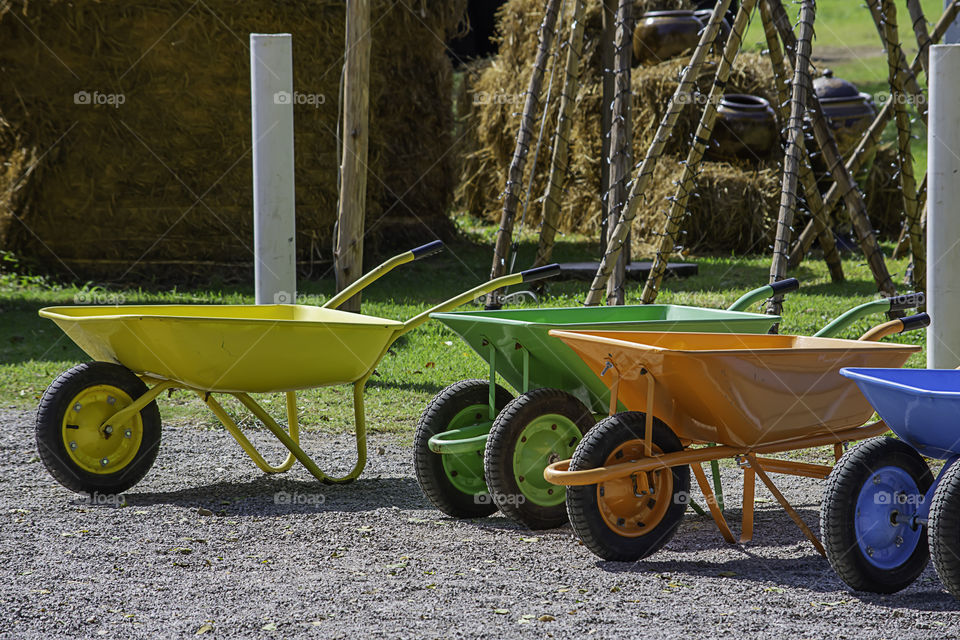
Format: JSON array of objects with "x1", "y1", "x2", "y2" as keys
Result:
[
  {"x1": 520, "y1": 263, "x2": 562, "y2": 283},
  {"x1": 411, "y1": 240, "x2": 444, "y2": 260},
  {"x1": 900, "y1": 312, "x2": 931, "y2": 333},
  {"x1": 888, "y1": 292, "x2": 925, "y2": 312},
  {"x1": 769, "y1": 278, "x2": 800, "y2": 296}
]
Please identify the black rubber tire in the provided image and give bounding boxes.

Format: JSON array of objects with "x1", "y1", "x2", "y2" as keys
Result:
[
  {"x1": 820, "y1": 437, "x2": 933, "y2": 594},
  {"x1": 36, "y1": 362, "x2": 162, "y2": 495},
  {"x1": 484, "y1": 388, "x2": 594, "y2": 530},
  {"x1": 929, "y1": 460, "x2": 960, "y2": 600},
  {"x1": 566, "y1": 411, "x2": 689, "y2": 561},
  {"x1": 413, "y1": 379, "x2": 512, "y2": 519}
]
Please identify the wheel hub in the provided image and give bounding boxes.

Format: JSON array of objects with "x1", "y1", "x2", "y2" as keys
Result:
[
  {"x1": 855, "y1": 466, "x2": 924, "y2": 569},
  {"x1": 512, "y1": 414, "x2": 583, "y2": 507},
  {"x1": 60, "y1": 385, "x2": 144, "y2": 475},
  {"x1": 597, "y1": 440, "x2": 672, "y2": 538}
]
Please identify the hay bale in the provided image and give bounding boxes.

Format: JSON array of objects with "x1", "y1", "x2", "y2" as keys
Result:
[
  {"x1": 0, "y1": 0, "x2": 466, "y2": 280},
  {"x1": 456, "y1": 0, "x2": 784, "y2": 253}
]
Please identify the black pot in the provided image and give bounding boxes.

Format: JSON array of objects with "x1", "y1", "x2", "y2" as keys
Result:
[{"x1": 706, "y1": 94, "x2": 778, "y2": 162}]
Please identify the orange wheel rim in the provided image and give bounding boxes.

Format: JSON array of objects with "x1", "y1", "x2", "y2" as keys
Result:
[{"x1": 597, "y1": 439, "x2": 673, "y2": 538}]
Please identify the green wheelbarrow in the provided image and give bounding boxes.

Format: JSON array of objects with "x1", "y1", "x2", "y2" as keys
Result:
[{"x1": 414, "y1": 283, "x2": 925, "y2": 529}]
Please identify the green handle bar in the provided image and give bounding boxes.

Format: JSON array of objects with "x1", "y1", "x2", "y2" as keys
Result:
[
  {"x1": 815, "y1": 292, "x2": 925, "y2": 338},
  {"x1": 727, "y1": 278, "x2": 800, "y2": 312}
]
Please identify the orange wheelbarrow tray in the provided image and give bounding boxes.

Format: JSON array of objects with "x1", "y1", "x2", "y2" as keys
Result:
[{"x1": 542, "y1": 313, "x2": 928, "y2": 560}]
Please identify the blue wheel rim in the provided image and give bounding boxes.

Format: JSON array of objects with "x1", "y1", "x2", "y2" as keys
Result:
[{"x1": 854, "y1": 465, "x2": 924, "y2": 570}]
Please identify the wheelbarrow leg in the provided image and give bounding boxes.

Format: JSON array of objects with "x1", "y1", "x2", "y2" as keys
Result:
[
  {"x1": 200, "y1": 393, "x2": 298, "y2": 473},
  {"x1": 746, "y1": 454, "x2": 825, "y2": 556},
  {"x1": 740, "y1": 465, "x2": 755, "y2": 544},
  {"x1": 230, "y1": 385, "x2": 368, "y2": 484},
  {"x1": 691, "y1": 462, "x2": 736, "y2": 544}
]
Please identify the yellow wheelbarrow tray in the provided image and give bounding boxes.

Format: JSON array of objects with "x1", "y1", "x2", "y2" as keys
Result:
[
  {"x1": 543, "y1": 313, "x2": 928, "y2": 557},
  {"x1": 37, "y1": 240, "x2": 561, "y2": 490}
]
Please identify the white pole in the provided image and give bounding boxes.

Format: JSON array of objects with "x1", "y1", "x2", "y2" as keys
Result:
[
  {"x1": 927, "y1": 44, "x2": 960, "y2": 368},
  {"x1": 250, "y1": 33, "x2": 297, "y2": 305}
]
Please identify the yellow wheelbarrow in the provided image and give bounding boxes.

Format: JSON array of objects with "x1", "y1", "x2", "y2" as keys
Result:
[
  {"x1": 35, "y1": 240, "x2": 560, "y2": 494},
  {"x1": 543, "y1": 313, "x2": 928, "y2": 561}
]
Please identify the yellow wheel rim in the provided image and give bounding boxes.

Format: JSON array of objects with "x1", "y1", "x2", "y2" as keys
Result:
[
  {"x1": 597, "y1": 439, "x2": 673, "y2": 538},
  {"x1": 60, "y1": 385, "x2": 144, "y2": 475}
]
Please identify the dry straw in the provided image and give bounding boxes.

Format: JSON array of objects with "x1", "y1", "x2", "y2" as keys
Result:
[{"x1": 0, "y1": 0, "x2": 466, "y2": 280}]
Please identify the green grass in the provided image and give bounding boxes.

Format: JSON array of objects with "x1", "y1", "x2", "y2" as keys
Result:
[{"x1": 0, "y1": 232, "x2": 924, "y2": 447}]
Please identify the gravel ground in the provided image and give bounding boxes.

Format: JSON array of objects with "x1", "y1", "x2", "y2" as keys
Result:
[{"x1": 2, "y1": 406, "x2": 959, "y2": 640}]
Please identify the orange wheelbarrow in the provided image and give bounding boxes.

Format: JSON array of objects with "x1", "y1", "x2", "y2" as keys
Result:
[{"x1": 543, "y1": 313, "x2": 929, "y2": 561}]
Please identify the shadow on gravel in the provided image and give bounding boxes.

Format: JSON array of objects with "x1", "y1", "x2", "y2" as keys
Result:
[{"x1": 122, "y1": 475, "x2": 435, "y2": 515}]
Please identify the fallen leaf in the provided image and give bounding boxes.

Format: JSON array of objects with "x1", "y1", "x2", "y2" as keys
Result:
[
  {"x1": 718, "y1": 571, "x2": 737, "y2": 577},
  {"x1": 195, "y1": 624, "x2": 214, "y2": 635},
  {"x1": 494, "y1": 608, "x2": 509, "y2": 615},
  {"x1": 520, "y1": 537, "x2": 539, "y2": 543},
  {"x1": 197, "y1": 508, "x2": 213, "y2": 517},
  {"x1": 538, "y1": 615, "x2": 556, "y2": 622},
  {"x1": 262, "y1": 622, "x2": 277, "y2": 631}
]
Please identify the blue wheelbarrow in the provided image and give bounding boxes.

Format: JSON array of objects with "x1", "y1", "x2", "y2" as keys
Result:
[{"x1": 823, "y1": 367, "x2": 960, "y2": 598}]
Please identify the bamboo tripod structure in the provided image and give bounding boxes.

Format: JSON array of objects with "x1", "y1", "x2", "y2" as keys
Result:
[{"x1": 495, "y1": 0, "x2": 955, "y2": 306}]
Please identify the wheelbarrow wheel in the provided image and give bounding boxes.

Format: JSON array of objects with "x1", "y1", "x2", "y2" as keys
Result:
[
  {"x1": 821, "y1": 437, "x2": 932, "y2": 594},
  {"x1": 566, "y1": 411, "x2": 689, "y2": 561},
  {"x1": 484, "y1": 388, "x2": 594, "y2": 529},
  {"x1": 36, "y1": 362, "x2": 162, "y2": 495},
  {"x1": 929, "y1": 460, "x2": 960, "y2": 599},
  {"x1": 414, "y1": 379, "x2": 512, "y2": 519}
]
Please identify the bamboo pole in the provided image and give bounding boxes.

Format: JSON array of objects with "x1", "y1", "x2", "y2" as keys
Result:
[
  {"x1": 759, "y1": 0, "x2": 844, "y2": 283},
  {"x1": 584, "y1": 0, "x2": 733, "y2": 306},
  {"x1": 334, "y1": 0, "x2": 372, "y2": 312},
  {"x1": 787, "y1": 1, "x2": 960, "y2": 269},
  {"x1": 867, "y1": 0, "x2": 928, "y2": 125},
  {"x1": 605, "y1": 0, "x2": 634, "y2": 305},
  {"x1": 880, "y1": 0, "x2": 925, "y2": 296},
  {"x1": 535, "y1": 0, "x2": 586, "y2": 268},
  {"x1": 765, "y1": 0, "x2": 815, "y2": 320},
  {"x1": 768, "y1": 0, "x2": 897, "y2": 299},
  {"x1": 488, "y1": 0, "x2": 562, "y2": 305},
  {"x1": 638, "y1": 0, "x2": 757, "y2": 304}
]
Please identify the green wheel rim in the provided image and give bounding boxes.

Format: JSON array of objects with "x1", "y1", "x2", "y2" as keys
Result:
[
  {"x1": 513, "y1": 413, "x2": 582, "y2": 507},
  {"x1": 441, "y1": 403, "x2": 492, "y2": 496}
]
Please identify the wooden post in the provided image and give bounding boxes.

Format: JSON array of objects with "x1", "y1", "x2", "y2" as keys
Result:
[
  {"x1": 640, "y1": 0, "x2": 758, "y2": 304},
  {"x1": 584, "y1": 0, "x2": 733, "y2": 305},
  {"x1": 535, "y1": 0, "x2": 587, "y2": 268},
  {"x1": 759, "y1": 0, "x2": 844, "y2": 283},
  {"x1": 768, "y1": 0, "x2": 897, "y2": 299},
  {"x1": 488, "y1": 0, "x2": 562, "y2": 306},
  {"x1": 600, "y1": 0, "x2": 616, "y2": 251},
  {"x1": 765, "y1": 0, "x2": 815, "y2": 320},
  {"x1": 605, "y1": 0, "x2": 633, "y2": 305},
  {"x1": 880, "y1": 0, "x2": 925, "y2": 296},
  {"x1": 788, "y1": 1, "x2": 960, "y2": 269},
  {"x1": 334, "y1": 0, "x2": 372, "y2": 313}
]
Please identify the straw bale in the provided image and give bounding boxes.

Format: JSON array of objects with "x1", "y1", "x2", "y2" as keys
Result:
[{"x1": 0, "y1": 0, "x2": 466, "y2": 280}]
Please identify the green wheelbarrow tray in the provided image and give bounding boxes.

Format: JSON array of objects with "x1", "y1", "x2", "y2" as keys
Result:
[{"x1": 430, "y1": 303, "x2": 780, "y2": 419}]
